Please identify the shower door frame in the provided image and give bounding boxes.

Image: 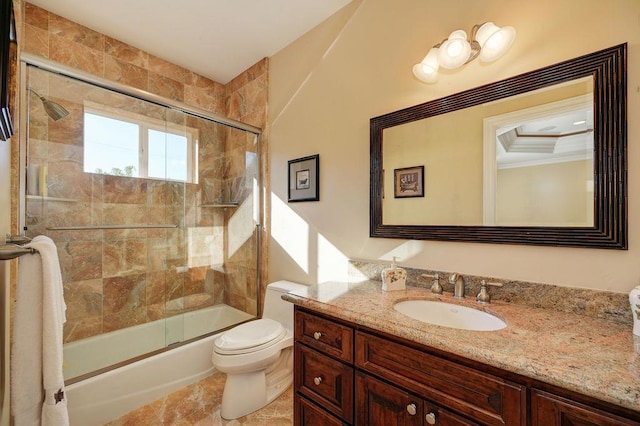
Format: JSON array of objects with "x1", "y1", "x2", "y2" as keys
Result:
[{"x1": 18, "y1": 52, "x2": 264, "y2": 378}]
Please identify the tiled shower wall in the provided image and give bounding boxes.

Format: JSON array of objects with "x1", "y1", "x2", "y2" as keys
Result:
[{"x1": 14, "y1": 2, "x2": 268, "y2": 343}]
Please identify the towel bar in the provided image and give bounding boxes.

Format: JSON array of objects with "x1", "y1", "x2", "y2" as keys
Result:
[
  {"x1": 46, "y1": 224, "x2": 178, "y2": 230},
  {"x1": 0, "y1": 244, "x2": 38, "y2": 261}
]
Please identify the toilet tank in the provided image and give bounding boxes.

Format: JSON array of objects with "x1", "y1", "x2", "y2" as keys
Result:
[{"x1": 262, "y1": 280, "x2": 307, "y2": 331}]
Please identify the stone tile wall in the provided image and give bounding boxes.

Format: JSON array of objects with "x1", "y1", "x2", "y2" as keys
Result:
[{"x1": 14, "y1": 2, "x2": 268, "y2": 343}]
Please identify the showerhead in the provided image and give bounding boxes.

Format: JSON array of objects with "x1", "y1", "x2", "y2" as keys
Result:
[{"x1": 28, "y1": 88, "x2": 69, "y2": 121}]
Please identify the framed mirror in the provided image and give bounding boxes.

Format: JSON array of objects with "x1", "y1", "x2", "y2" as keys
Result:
[{"x1": 370, "y1": 44, "x2": 627, "y2": 249}]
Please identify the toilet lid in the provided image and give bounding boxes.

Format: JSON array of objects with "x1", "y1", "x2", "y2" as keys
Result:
[{"x1": 214, "y1": 318, "x2": 286, "y2": 354}]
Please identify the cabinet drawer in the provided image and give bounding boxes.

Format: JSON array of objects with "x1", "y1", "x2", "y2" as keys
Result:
[
  {"x1": 295, "y1": 343, "x2": 354, "y2": 423},
  {"x1": 532, "y1": 389, "x2": 640, "y2": 426},
  {"x1": 295, "y1": 394, "x2": 348, "y2": 426},
  {"x1": 295, "y1": 309, "x2": 353, "y2": 362},
  {"x1": 356, "y1": 331, "x2": 524, "y2": 426}
]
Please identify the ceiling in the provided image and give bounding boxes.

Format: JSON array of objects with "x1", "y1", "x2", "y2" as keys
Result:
[
  {"x1": 496, "y1": 107, "x2": 594, "y2": 169},
  {"x1": 26, "y1": 0, "x2": 352, "y2": 84}
]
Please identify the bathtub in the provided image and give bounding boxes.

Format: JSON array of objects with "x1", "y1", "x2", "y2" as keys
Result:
[{"x1": 65, "y1": 304, "x2": 253, "y2": 425}]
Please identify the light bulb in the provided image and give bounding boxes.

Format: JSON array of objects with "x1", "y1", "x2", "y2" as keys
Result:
[
  {"x1": 437, "y1": 30, "x2": 471, "y2": 69},
  {"x1": 421, "y1": 63, "x2": 436, "y2": 75},
  {"x1": 447, "y1": 39, "x2": 465, "y2": 57},
  {"x1": 412, "y1": 47, "x2": 439, "y2": 83},
  {"x1": 475, "y1": 22, "x2": 516, "y2": 62},
  {"x1": 484, "y1": 31, "x2": 503, "y2": 49}
]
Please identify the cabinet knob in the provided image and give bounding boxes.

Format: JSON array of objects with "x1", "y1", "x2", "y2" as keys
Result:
[
  {"x1": 313, "y1": 331, "x2": 322, "y2": 340},
  {"x1": 425, "y1": 412, "x2": 437, "y2": 425},
  {"x1": 313, "y1": 376, "x2": 322, "y2": 386},
  {"x1": 406, "y1": 403, "x2": 417, "y2": 416}
]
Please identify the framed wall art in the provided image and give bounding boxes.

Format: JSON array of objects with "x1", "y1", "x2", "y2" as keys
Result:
[
  {"x1": 288, "y1": 154, "x2": 319, "y2": 202},
  {"x1": 394, "y1": 165, "x2": 424, "y2": 198}
]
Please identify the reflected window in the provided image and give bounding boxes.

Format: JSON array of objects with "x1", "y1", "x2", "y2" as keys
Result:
[{"x1": 83, "y1": 104, "x2": 197, "y2": 183}]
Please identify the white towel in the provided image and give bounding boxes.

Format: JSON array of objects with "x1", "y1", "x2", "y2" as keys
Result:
[{"x1": 11, "y1": 235, "x2": 69, "y2": 426}]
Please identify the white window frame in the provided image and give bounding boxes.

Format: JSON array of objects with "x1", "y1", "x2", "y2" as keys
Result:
[{"x1": 84, "y1": 100, "x2": 199, "y2": 183}]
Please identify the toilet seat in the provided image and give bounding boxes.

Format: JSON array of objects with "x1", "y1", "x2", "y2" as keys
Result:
[{"x1": 214, "y1": 318, "x2": 287, "y2": 355}]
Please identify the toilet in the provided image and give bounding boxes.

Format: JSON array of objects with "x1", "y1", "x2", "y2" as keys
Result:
[{"x1": 211, "y1": 280, "x2": 307, "y2": 419}]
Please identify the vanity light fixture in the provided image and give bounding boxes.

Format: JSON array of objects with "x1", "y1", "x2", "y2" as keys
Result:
[{"x1": 412, "y1": 22, "x2": 516, "y2": 83}]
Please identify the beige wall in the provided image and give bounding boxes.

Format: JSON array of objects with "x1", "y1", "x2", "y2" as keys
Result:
[
  {"x1": 383, "y1": 108, "x2": 484, "y2": 226},
  {"x1": 497, "y1": 159, "x2": 593, "y2": 226},
  {"x1": 268, "y1": 0, "x2": 640, "y2": 292}
]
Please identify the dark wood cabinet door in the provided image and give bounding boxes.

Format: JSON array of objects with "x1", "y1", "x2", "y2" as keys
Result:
[
  {"x1": 295, "y1": 394, "x2": 347, "y2": 426},
  {"x1": 356, "y1": 372, "x2": 423, "y2": 426},
  {"x1": 532, "y1": 389, "x2": 640, "y2": 426}
]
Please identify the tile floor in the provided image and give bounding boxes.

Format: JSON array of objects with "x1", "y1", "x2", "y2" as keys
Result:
[{"x1": 105, "y1": 372, "x2": 294, "y2": 425}]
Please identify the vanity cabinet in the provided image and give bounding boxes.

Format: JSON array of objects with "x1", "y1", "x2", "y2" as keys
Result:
[
  {"x1": 293, "y1": 307, "x2": 513, "y2": 425},
  {"x1": 293, "y1": 306, "x2": 640, "y2": 425}
]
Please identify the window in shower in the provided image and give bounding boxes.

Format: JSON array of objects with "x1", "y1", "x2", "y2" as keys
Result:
[{"x1": 83, "y1": 102, "x2": 198, "y2": 183}]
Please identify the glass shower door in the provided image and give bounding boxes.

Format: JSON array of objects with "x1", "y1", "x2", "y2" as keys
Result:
[{"x1": 23, "y1": 64, "x2": 260, "y2": 381}]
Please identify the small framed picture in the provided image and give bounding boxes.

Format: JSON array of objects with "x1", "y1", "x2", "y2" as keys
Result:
[
  {"x1": 288, "y1": 154, "x2": 319, "y2": 202},
  {"x1": 394, "y1": 165, "x2": 424, "y2": 198}
]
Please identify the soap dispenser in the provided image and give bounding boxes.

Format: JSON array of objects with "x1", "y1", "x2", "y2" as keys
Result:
[{"x1": 381, "y1": 256, "x2": 407, "y2": 292}]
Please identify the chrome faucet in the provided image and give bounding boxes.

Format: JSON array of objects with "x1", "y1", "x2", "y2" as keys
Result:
[
  {"x1": 449, "y1": 273, "x2": 465, "y2": 299},
  {"x1": 476, "y1": 280, "x2": 504, "y2": 304},
  {"x1": 420, "y1": 273, "x2": 442, "y2": 294}
]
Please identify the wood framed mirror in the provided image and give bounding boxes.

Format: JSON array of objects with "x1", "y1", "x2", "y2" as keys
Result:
[{"x1": 370, "y1": 44, "x2": 627, "y2": 249}]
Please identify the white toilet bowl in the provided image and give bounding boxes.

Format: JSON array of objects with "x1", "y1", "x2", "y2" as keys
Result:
[{"x1": 211, "y1": 281, "x2": 306, "y2": 420}]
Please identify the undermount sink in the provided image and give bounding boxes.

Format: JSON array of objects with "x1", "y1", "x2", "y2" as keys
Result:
[{"x1": 393, "y1": 300, "x2": 507, "y2": 331}]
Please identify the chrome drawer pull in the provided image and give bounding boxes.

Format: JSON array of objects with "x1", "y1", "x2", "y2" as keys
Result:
[
  {"x1": 313, "y1": 376, "x2": 322, "y2": 386},
  {"x1": 425, "y1": 412, "x2": 437, "y2": 425},
  {"x1": 406, "y1": 403, "x2": 417, "y2": 416},
  {"x1": 313, "y1": 331, "x2": 322, "y2": 340}
]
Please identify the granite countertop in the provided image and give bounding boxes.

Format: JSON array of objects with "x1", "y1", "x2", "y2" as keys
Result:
[{"x1": 282, "y1": 280, "x2": 640, "y2": 412}]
